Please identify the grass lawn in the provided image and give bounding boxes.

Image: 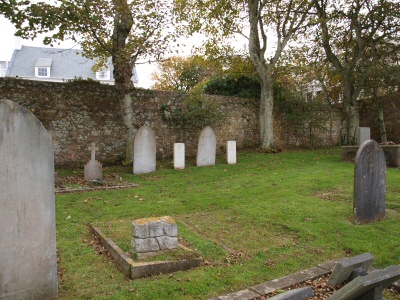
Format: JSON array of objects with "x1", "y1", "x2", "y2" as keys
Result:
[{"x1": 55, "y1": 147, "x2": 400, "y2": 299}]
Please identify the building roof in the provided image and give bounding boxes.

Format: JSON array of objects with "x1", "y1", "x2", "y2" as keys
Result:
[{"x1": 5, "y1": 45, "x2": 138, "y2": 84}]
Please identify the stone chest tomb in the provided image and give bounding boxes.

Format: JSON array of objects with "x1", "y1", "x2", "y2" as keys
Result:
[{"x1": 131, "y1": 216, "x2": 179, "y2": 259}]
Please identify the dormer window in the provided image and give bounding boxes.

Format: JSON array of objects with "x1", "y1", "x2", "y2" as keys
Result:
[
  {"x1": 96, "y1": 69, "x2": 110, "y2": 80},
  {"x1": 35, "y1": 58, "x2": 52, "y2": 78}
]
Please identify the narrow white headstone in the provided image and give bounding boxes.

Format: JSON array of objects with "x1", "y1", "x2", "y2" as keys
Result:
[
  {"x1": 0, "y1": 100, "x2": 58, "y2": 299},
  {"x1": 197, "y1": 126, "x2": 216, "y2": 166},
  {"x1": 133, "y1": 125, "x2": 156, "y2": 174},
  {"x1": 227, "y1": 141, "x2": 237, "y2": 164},
  {"x1": 84, "y1": 142, "x2": 103, "y2": 181},
  {"x1": 174, "y1": 143, "x2": 185, "y2": 169},
  {"x1": 358, "y1": 127, "x2": 370, "y2": 145}
]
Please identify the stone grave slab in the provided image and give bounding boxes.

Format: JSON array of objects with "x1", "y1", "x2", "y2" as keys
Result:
[
  {"x1": 328, "y1": 253, "x2": 375, "y2": 286},
  {"x1": 227, "y1": 141, "x2": 237, "y2": 164},
  {"x1": 197, "y1": 126, "x2": 216, "y2": 166},
  {"x1": 328, "y1": 265, "x2": 400, "y2": 300},
  {"x1": 251, "y1": 266, "x2": 328, "y2": 295},
  {"x1": 133, "y1": 125, "x2": 156, "y2": 174},
  {"x1": 0, "y1": 100, "x2": 58, "y2": 299},
  {"x1": 354, "y1": 140, "x2": 386, "y2": 224},
  {"x1": 358, "y1": 127, "x2": 370, "y2": 146},
  {"x1": 267, "y1": 286, "x2": 314, "y2": 300},
  {"x1": 84, "y1": 142, "x2": 103, "y2": 180},
  {"x1": 174, "y1": 143, "x2": 185, "y2": 169},
  {"x1": 208, "y1": 289, "x2": 261, "y2": 300}
]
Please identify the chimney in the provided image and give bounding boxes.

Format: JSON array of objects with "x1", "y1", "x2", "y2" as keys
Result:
[{"x1": 14, "y1": 35, "x2": 22, "y2": 50}]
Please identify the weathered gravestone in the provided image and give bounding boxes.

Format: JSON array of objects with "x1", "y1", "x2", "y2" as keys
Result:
[
  {"x1": 84, "y1": 142, "x2": 103, "y2": 181},
  {"x1": 197, "y1": 126, "x2": 216, "y2": 167},
  {"x1": 328, "y1": 265, "x2": 400, "y2": 300},
  {"x1": 0, "y1": 100, "x2": 58, "y2": 299},
  {"x1": 354, "y1": 140, "x2": 386, "y2": 224},
  {"x1": 131, "y1": 216, "x2": 179, "y2": 259},
  {"x1": 358, "y1": 127, "x2": 371, "y2": 146},
  {"x1": 328, "y1": 253, "x2": 375, "y2": 287},
  {"x1": 133, "y1": 125, "x2": 156, "y2": 174},
  {"x1": 227, "y1": 140, "x2": 237, "y2": 164},
  {"x1": 174, "y1": 143, "x2": 185, "y2": 170}
]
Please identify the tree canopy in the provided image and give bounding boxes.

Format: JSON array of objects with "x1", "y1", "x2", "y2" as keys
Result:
[
  {"x1": 175, "y1": 0, "x2": 314, "y2": 149},
  {"x1": 1, "y1": 0, "x2": 178, "y2": 93},
  {"x1": 312, "y1": 0, "x2": 400, "y2": 144}
]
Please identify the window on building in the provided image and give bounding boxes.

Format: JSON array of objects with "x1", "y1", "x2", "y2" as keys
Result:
[
  {"x1": 37, "y1": 67, "x2": 48, "y2": 77},
  {"x1": 35, "y1": 58, "x2": 52, "y2": 78}
]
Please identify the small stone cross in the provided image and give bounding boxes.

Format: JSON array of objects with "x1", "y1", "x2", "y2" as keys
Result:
[{"x1": 88, "y1": 142, "x2": 99, "y2": 161}]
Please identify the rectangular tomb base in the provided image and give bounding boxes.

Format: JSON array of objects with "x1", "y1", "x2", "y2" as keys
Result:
[
  {"x1": 342, "y1": 145, "x2": 400, "y2": 167},
  {"x1": 90, "y1": 225, "x2": 202, "y2": 279}
]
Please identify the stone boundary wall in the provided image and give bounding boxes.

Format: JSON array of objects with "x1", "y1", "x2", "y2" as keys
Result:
[{"x1": 0, "y1": 78, "x2": 343, "y2": 167}]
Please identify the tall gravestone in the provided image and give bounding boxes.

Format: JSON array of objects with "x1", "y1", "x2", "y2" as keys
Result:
[
  {"x1": 133, "y1": 125, "x2": 156, "y2": 174},
  {"x1": 174, "y1": 143, "x2": 185, "y2": 170},
  {"x1": 357, "y1": 127, "x2": 370, "y2": 146},
  {"x1": 0, "y1": 100, "x2": 58, "y2": 299},
  {"x1": 197, "y1": 126, "x2": 216, "y2": 167},
  {"x1": 354, "y1": 140, "x2": 386, "y2": 224}
]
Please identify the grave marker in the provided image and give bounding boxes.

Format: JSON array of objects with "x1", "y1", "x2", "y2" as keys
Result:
[
  {"x1": 328, "y1": 253, "x2": 375, "y2": 286},
  {"x1": 358, "y1": 127, "x2": 370, "y2": 146},
  {"x1": 0, "y1": 100, "x2": 58, "y2": 299},
  {"x1": 133, "y1": 125, "x2": 156, "y2": 174},
  {"x1": 197, "y1": 126, "x2": 216, "y2": 167},
  {"x1": 328, "y1": 265, "x2": 400, "y2": 300},
  {"x1": 84, "y1": 142, "x2": 103, "y2": 180},
  {"x1": 131, "y1": 216, "x2": 178, "y2": 259},
  {"x1": 174, "y1": 143, "x2": 185, "y2": 169},
  {"x1": 354, "y1": 140, "x2": 386, "y2": 224},
  {"x1": 227, "y1": 141, "x2": 237, "y2": 164}
]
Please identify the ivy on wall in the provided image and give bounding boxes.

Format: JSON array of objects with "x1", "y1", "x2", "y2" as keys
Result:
[{"x1": 161, "y1": 92, "x2": 224, "y2": 129}]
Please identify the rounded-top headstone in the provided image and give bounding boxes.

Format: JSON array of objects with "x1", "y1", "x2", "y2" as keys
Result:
[
  {"x1": 0, "y1": 100, "x2": 58, "y2": 299},
  {"x1": 354, "y1": 139, "x2": 386, "y2": 224},
  {"x1": 133, "y1": 125, "x2": 156, "y2": 174},
  {"x1": 197, "y1": 126, "x2": 216, "y2": 166}
]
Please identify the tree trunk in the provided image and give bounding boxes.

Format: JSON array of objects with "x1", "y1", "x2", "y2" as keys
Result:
[
  {"x1": 259, "y1": 76, "x2": 275, "y2": 148},
  {"x1": 248, "y1": 0, "x2": 275, "y2": 149},
  {"x1": 373, "y1": 85, "x2": 387, "y2": 143},
  {"x1": 343, "y1": 78, "x2": 359, "y2": 145},
  {"x1": 111, "y1": 0, "x2": 135, "y2": 163}
]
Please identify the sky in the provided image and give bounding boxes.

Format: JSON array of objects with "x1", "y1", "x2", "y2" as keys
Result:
[{"x1": 0, "y1": 16, "x2": 157, "y2": 89}]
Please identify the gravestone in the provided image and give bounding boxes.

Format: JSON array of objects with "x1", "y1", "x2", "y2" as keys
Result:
[
  {"x1": 133, "y1": 125, "x2": 156, "y2": 174},
  {"x1": 174, "y1": 143, "x2": 185, "y2": 169},
  {"x1": 358, "y1": 127, "x2": 370, "y2": 146},
  {"x1": 354, "y1": 140, "x2": 386, "y2": 224},
  {"x1": 197, "y1": 126, "x2": 216, "y2": 166},
  {"x1": 84, "y1": 142, "x2": 103, "y2": 180},
  {"x1": 328, "y1": 253, "x2": 375, "y2": 286},
  {"x1": 227, "y1": 141, "x2": 237, "y2": 164},
  {"x1": 131, "y1": 216, "x2": 179, "y2": 259},
  {"x1": 0, "y1": 100, "x2": 58, "y2": 299},
  {"x1": 328, "y1": 265, "x2": 400, "y2": 300}
]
